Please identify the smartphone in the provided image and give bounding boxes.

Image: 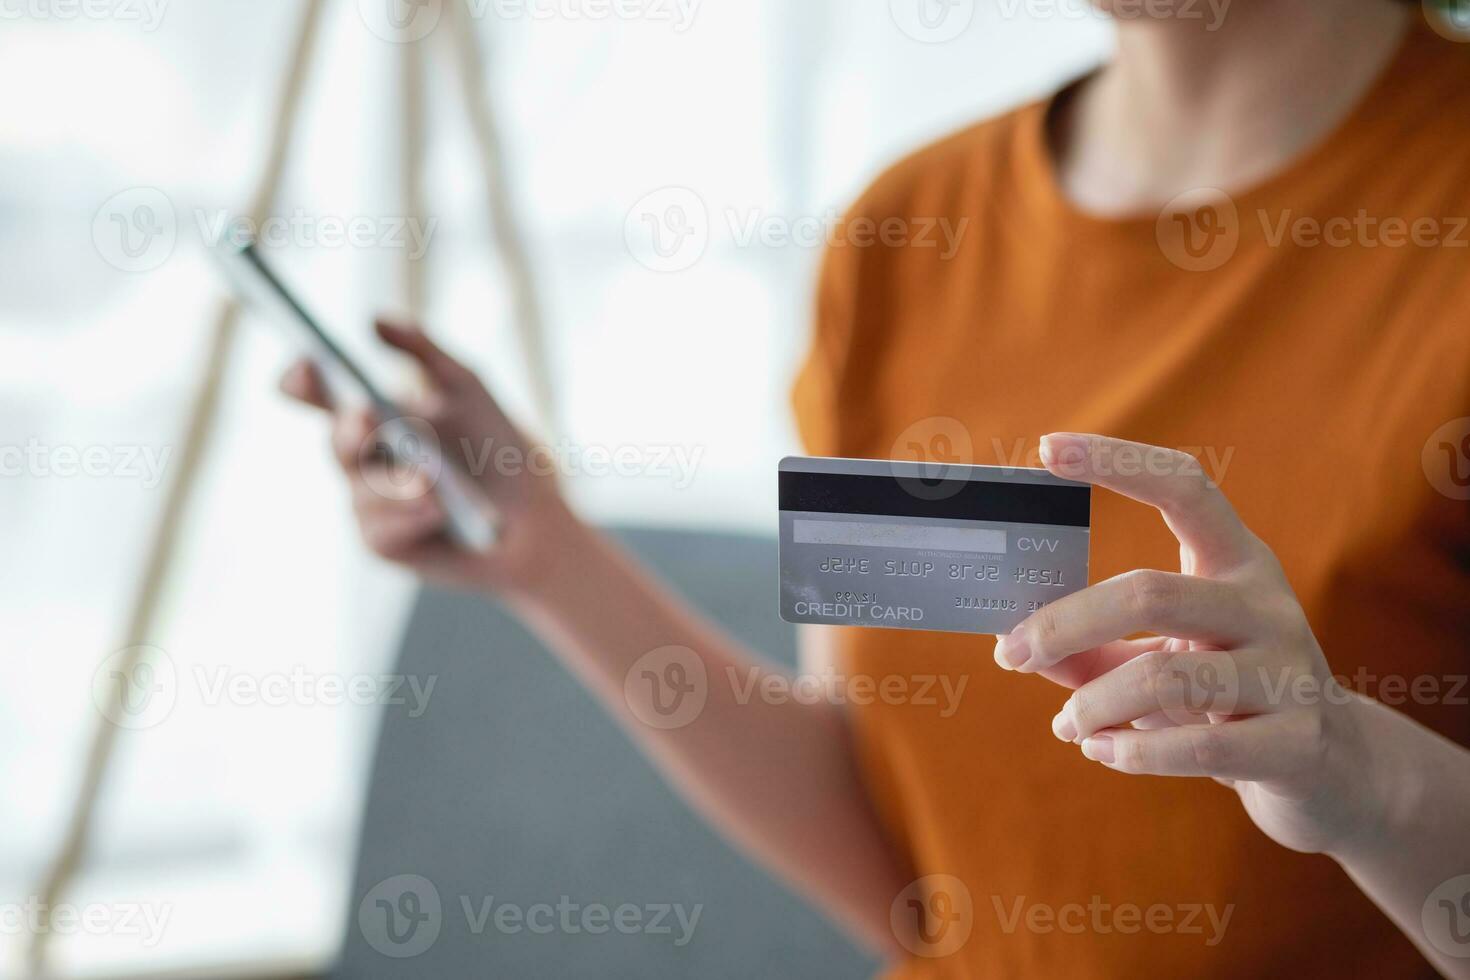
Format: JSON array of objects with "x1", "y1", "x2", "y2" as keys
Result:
[{"x1": 214, "y1": 241, "x2": 498, "y2": 552}]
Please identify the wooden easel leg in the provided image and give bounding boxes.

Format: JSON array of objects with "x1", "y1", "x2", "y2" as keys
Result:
[
  {"x1": 402, "y1": 29, "x2": 429, "y2": 322},
  {"x1": 444, "y1": 0, "x2": 559, "y2": 439}
]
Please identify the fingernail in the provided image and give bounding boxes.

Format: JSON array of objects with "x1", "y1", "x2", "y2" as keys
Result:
[
  {"x1": 1081, "y1": 735, "x2": 1115, "y2": 764},
  {"x1": 995, "y1": 630, "x2": 1031, "y2": 670},
  {"x1": 1051, "y1": 709, "x2": 1077, "y2": 743},
  {"x1": 1038, "y1": 439, "x2": 1057, "y2": 469},
  {"x1": 376, "y1": 316, "x2": 414, "y2": 334},
  {"x1": 1039, "y1": 434, "x2": 1088, "y2": 477}
]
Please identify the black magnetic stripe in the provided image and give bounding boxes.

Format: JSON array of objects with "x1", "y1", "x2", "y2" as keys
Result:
[{"x1": 779, "y1": 470, "x2": 1091, "y2": 527}]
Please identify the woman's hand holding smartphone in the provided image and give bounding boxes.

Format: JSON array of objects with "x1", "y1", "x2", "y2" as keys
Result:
[{"x1": 280, "y1": 317, "x2": 585, "y2": 600}]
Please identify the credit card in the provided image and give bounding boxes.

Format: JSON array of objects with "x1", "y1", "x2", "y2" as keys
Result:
[{"x1": 778, "y1": 456, "x2": 1091, "y2": 635}]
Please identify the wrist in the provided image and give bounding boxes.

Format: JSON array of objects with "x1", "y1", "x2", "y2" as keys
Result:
[
  {"x1": 1324, "y1": 694, "x2": 1417, "y2": 865},
  {"x1": 491, "y1": 494, "x2": 604, "y2": 612}
]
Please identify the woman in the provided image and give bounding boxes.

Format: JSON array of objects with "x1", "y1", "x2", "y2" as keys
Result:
[{"x1": 285, "y1": 1, "x2": 1470, "y2": 975}]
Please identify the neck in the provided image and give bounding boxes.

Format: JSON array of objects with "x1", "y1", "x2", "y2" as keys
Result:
[{"x1": 1054, "y1": 0, "x2": 1412, "y2": 215}]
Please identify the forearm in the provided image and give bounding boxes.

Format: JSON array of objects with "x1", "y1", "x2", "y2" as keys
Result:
[
  {"x1": 1332, "y1": 697, "x2": 1470, "y2": 978},
  {"x1": 501, "y1": 513, "x2": 909, "y2": 958},
  {"x1": 283, "y1": 334, "x2": 908, "y2": 954}
]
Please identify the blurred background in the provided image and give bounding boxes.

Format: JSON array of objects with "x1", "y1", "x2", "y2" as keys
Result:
[{"x1": 0, "y1": 1, "x2": 1112, "y2": 976}]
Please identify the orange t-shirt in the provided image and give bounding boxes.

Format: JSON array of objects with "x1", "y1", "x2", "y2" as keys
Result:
[{"x1": 793, "y1": 22, "x2": 1470, "y2": 980}]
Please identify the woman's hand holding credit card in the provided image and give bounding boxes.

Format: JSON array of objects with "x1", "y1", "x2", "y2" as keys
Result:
[{"x1": 788, "y1": 435, "x2": 1397, "y2": 857}]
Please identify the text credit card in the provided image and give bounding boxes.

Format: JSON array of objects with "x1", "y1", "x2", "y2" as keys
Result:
[{"x1": 778, "y1": 456, "x2": 1091, "y2": 635}]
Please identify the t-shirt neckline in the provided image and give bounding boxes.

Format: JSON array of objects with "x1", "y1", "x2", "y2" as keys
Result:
[{"x1": 1016, "y1": 15, "x2": 1431, "y2": 234}]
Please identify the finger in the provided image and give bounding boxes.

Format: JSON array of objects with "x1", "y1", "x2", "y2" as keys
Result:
[
  {"x1": 350, "y1": 468, "x2": 441, "y2": 514},
  {"x1": 1079, "y1": 712, "x2": 1317, "y2": 781},
  {"x1": 331, "y1": 408, "x2": 380, "y2": 473},
  {"x1": 376, "y1": 317, "x2": 471, "y2": 390},
  {"x1": 391, "y1": 535, "x2": 495, "y2": 584},
  {"x1": 1039, "y1": 433, "x2": 1256, "y2": 572},
  {"x1": 349, "y1": 472, "x2": 494, "y2": 580},
  {"x1": 1023, "y1": 636, "x2": 1168, "y2": 690},
  {"x1": 996, "y1": 569, "x2": 1253, "y2": 673},
  {"x1": 1130, "y1": 710, "x2": 1182, "y2": 731},
  {"x1": 280, "y1": 358, "x2": 333, "y2": 411},
  {"x1": 1053, "y1": 647, "x2": 1281, "y2": 744},
  {"x1": 352, "y1": 482, "x2": 448, "y2": 558}
]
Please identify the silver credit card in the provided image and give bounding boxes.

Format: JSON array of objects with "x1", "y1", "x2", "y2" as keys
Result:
[{"x1": 778, "y1": 456, "x2": 1091, "y2": 635}]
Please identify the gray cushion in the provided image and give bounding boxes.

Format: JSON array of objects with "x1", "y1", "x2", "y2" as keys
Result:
[{"x1": 336, "y1": 527, "x2": 877, "y2": 978}]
